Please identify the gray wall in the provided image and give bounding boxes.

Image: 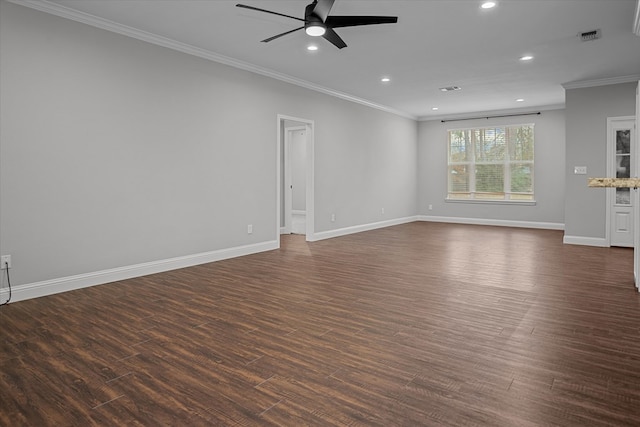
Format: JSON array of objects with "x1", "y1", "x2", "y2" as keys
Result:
[
  {"x1": 418, "y1": 109, "x2": 566, "y2": 225},
  {"x1": 314, "y1": 108, "x2": 417, "y2": 231},
  {"x1": 564, "y1": 82, "x2": 637, "y2": 241},
  {"x1": 0, "y1": 2, "x2": 417, "y2": 287}
]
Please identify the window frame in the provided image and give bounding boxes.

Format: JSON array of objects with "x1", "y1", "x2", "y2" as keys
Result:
[{"x1": 446, "y1": 123, "x2": 535, "y2": 204}]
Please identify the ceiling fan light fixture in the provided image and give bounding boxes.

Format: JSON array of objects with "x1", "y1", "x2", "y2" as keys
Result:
[
  {"x1": 237, "y1": 1, "x2": 397, "y2": 49},
  {"x1": 305, "y1": 23, "x2": 326, "y2": 37}
]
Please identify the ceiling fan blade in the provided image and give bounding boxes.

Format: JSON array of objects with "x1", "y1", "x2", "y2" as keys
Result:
[
  {"x1": 325, "y1": 15, "x2": 398, "y2": 28},
  {"x1": 312, "y1": 0, "x2": 335, "y2": 22},
  {"x1": 261, "y1": 27, "x2": 304, "y2": 43},
  {"x1": 322, "y1": 27, "x2": 347, "y2": 49},
  {"x1": 236, "y1": 4, "x2": 305, "y2": 22}
]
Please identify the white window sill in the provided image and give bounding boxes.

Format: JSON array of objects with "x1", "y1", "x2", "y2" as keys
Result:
[{"x1": 445, "y1": 198, "x2": 537, "y2": 206}]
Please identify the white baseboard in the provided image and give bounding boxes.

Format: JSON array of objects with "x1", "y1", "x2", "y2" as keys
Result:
[
  {"x1": 562, "y1": 235, "x2": 608, "y2": 247},
  {"x1": 418, "y1": 215, "x2": 565, "y2": 230},
  {"x1": 9, "y1": 240, "x2": 278, "y2": 303},
  {"x1": 8, "y1": 219, "x2": 601, "y2": 303},
  {"x1": 420, "y1": 216, "x2": 611, "y2": 247},
  {"x1": 309, "y1": 216, "x2": 420, "y2": 242}
]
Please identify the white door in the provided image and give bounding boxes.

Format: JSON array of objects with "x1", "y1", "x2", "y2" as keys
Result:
[{"x1": 608, "y1": 116, "x2": 636, "y2": 247}]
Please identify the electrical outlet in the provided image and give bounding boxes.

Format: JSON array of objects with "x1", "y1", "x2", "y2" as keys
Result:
[
  {"x1": 574, "y1": 166, "x2": 587, "y2": 175},
  {"x1": 247, "y1": 224, "x2": 253, "y2": 234},
  {"x1": 1, "y1": 255, "x2": 11, "y2": 269},
  {"x1": 429, "y1": 204, "x2": 433, "y2": 211}
]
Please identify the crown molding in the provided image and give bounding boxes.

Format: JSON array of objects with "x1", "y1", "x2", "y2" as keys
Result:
[
  {"x1": 7, "y1": 0, "x2": 416, "y2": 121},
  {"x1": 633, "y1": 0, "x2": 640, "y2": 36},
  {"x1": 562, "y1": 74, "x2": 640, "y2": 90}
]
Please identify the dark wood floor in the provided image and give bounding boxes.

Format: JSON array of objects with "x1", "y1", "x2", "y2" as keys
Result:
[{"x1": 2, "y1": 222, "x2": 640, "y2": 426}]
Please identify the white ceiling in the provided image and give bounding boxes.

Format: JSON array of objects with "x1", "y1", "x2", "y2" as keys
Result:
[{"x1": 21, "y1": 0, "x2": 640, "y2": 120}]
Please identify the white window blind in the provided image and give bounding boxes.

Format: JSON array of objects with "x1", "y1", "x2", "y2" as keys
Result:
[{"x1": 447, "y1": 124, "x2": 534, "y2": 201}]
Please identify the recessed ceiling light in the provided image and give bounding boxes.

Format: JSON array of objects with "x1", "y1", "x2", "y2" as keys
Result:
[
  {"x1": 440, "y1": 86, "x2": 462, "y2": 92},
  {"x1": 519, "y1": 55, "x2": 534, "y2": 61},
  {"x1": 432, "y1": 107, "x2": 439, "y2": 111},
  {"x1": 516, "y1": 98, "x2": 525, "y2": 102},
  {"x1": 381, "y1": 77, "x2": 391, "y2": 83},
  {"x1": 307, "y1": 45, "x2": 318, "y2": 51},
  {"x1": 481, "y1": 2, "x2": 497, "y2": 9}
]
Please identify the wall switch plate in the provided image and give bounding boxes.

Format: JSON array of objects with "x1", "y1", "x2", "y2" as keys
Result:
[
  {"x1": 1, "y1": 255, "x2": 11, "y2": 269},
  {"x1": 574, "y1": 166, "x2": 587, "y2": 175},
  {"x1": 331, "y1": 213, "x2": 335, "y2": 222},
  {"x1": 381, "y1": 208, "x2": 385, "y2": 215},
  {"x1": 429, "y1": 204, "x2": 433, "y2": 210},
  {"x1": 247, "y1": 224, "x2": 253, "y2": 234}
]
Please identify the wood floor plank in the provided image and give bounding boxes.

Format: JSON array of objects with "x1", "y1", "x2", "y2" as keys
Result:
[{"x1": 2, "y1": 222, "x2": 640, "y2": 426}]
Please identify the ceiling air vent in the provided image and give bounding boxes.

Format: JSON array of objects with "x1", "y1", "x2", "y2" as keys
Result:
[
  {"x1": 579, "y1": 29, "x2": 601, "y2": 42},
  {"x1": 440, "y1": 86, "x2": 462, "y2": 92}
]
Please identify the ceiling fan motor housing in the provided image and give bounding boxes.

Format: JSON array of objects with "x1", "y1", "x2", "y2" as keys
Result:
[{"x1": 305, "y1": 3, "x2": 326, "y2": 35}]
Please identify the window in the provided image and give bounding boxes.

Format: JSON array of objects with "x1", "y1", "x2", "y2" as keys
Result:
[
  {"x1": 447, "y1": 124, "x2": 534, "y2": 202},
  {"x1": 615, "y1": 129, "x2": 631, "y2": 205}
]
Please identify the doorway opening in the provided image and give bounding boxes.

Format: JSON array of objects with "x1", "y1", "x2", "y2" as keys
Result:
[
  {"x1": 277, "y1": 115, "x2": 314, "y2": 245},
  {"x1": 286, "y1": 126, "x2": 307, "y2": 235}
]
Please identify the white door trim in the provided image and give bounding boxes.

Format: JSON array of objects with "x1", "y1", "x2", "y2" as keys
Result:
[
  {"x1": 276, "y1": 115, "x2": 315, "y2": 246},
  {"x1": 635, "y1": 81, "x2": 640, "y2": 289},
  {"x1": 606, "y1": 115, "x2": 636, "y2": 247}
]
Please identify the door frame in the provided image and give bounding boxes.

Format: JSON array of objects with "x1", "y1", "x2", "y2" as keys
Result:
[
  {"x1": 606, "y1": 115, "x2": 636, "y2": 247},
  {"x1": 635, "y1": 81, "x2": 640, "y2": 289},
  {"x1": 276, "y1": 114, "x2": 314, "y2": 245}
]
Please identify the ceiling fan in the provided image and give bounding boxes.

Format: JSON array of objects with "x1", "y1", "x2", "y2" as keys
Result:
[{"x1": 236, "y1": 0, "x2": 398, "y2": 49}]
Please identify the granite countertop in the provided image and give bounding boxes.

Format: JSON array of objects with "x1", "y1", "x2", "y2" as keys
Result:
[{"x1": 588, "y1": 178, "x2": 640, "y2": 188}]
